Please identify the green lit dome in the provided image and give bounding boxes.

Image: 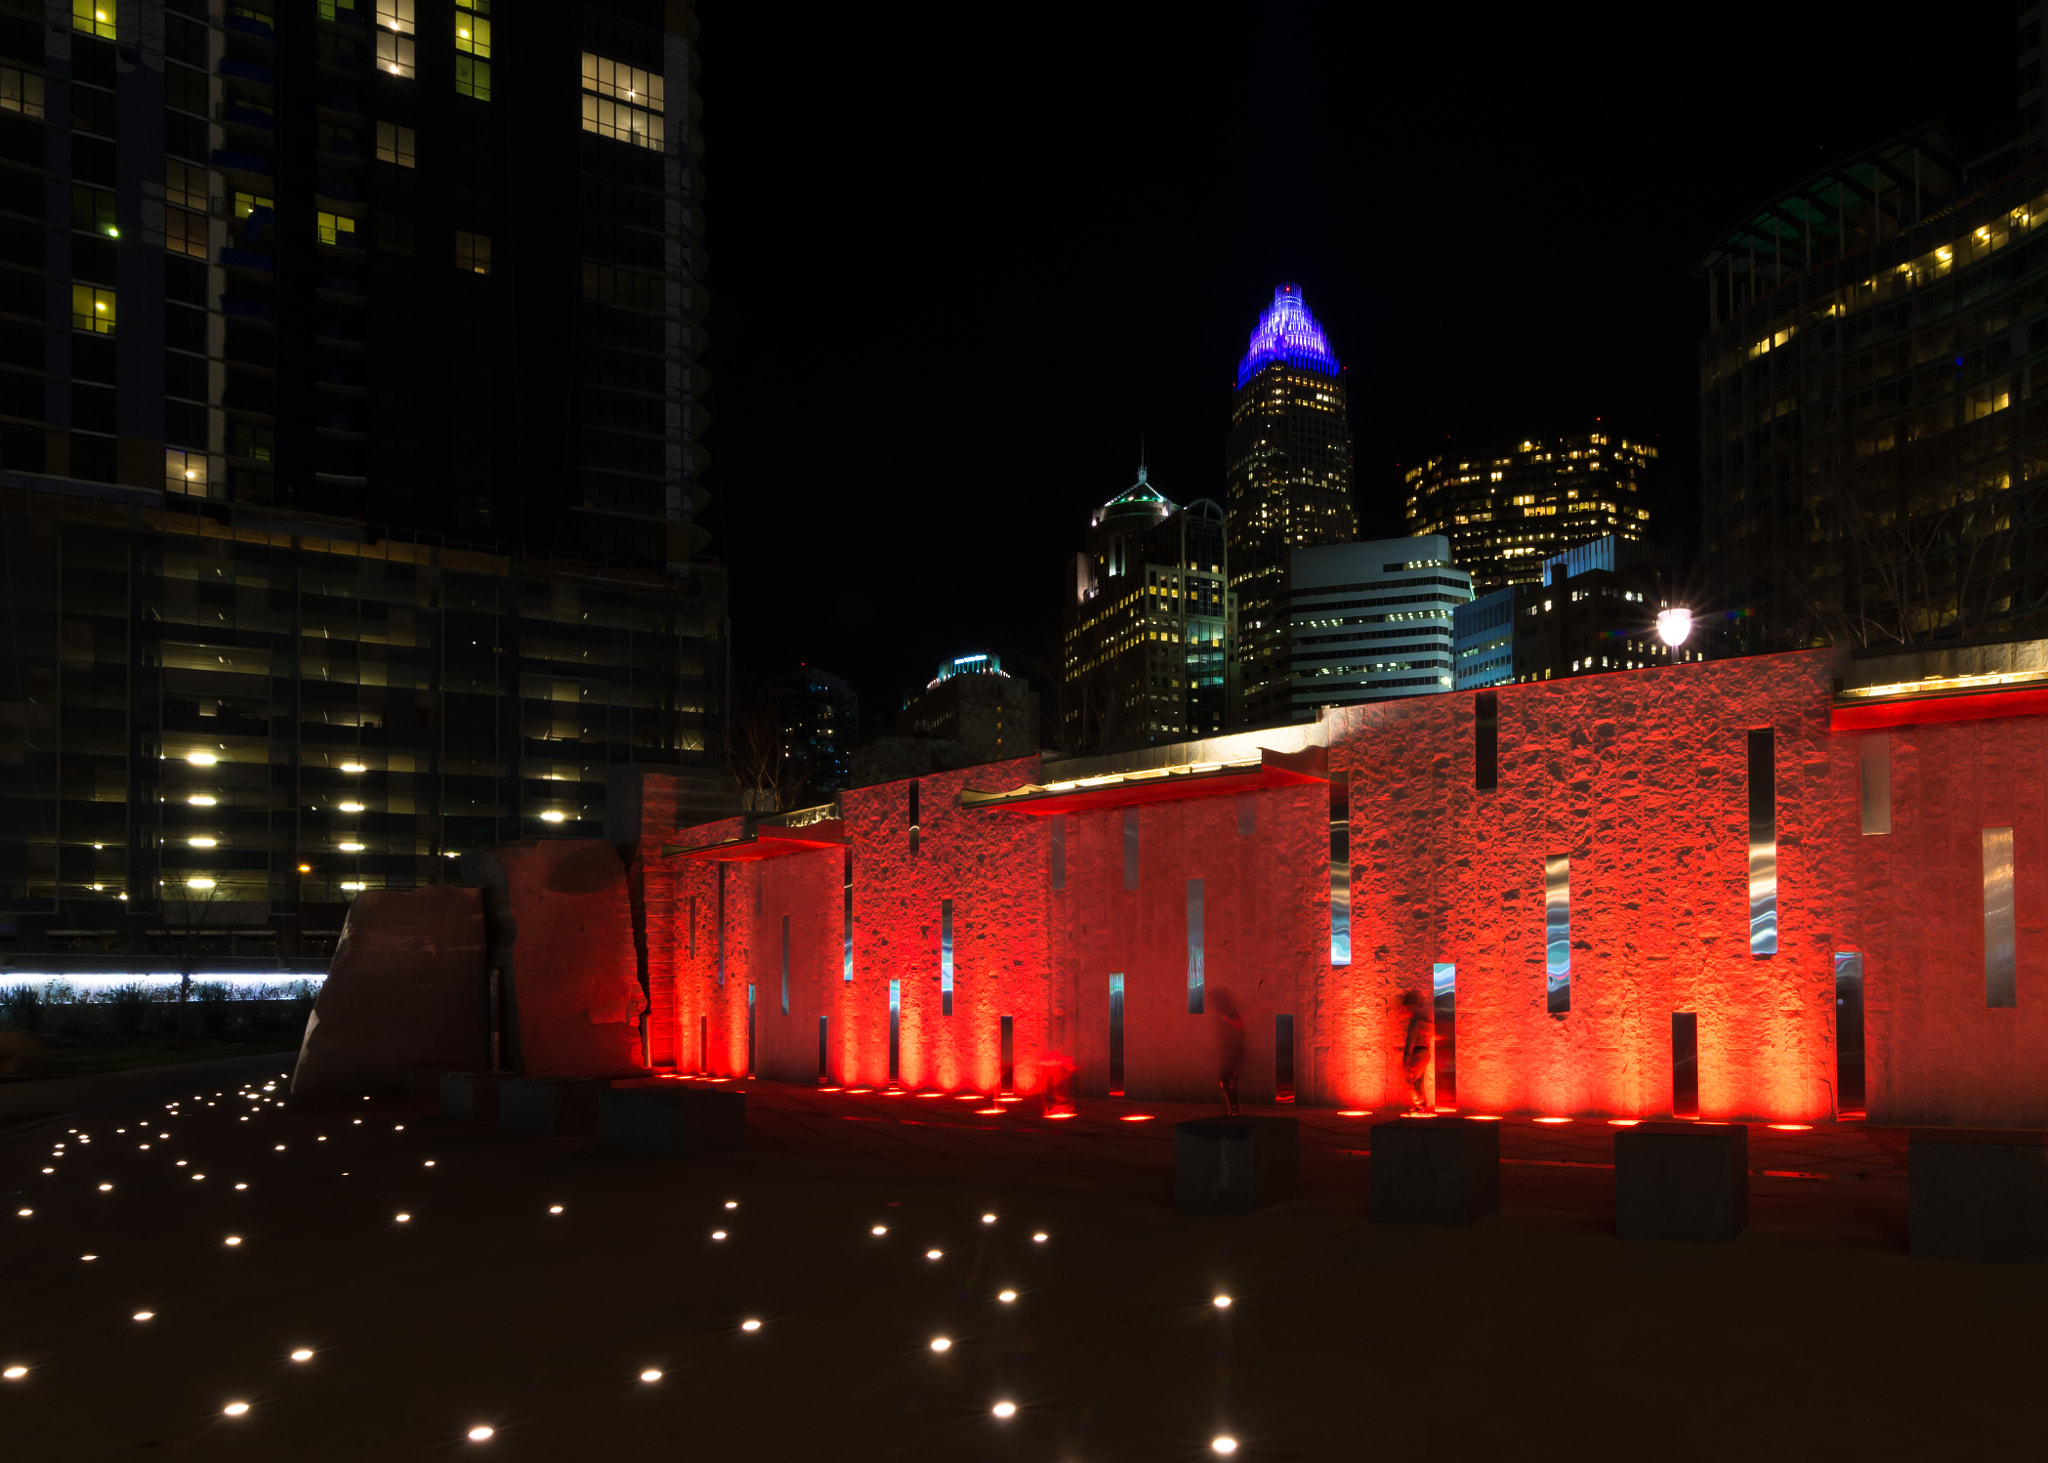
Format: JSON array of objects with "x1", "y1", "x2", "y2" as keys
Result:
[{"x1": 1091, "y1": 465, "x2": 1178, "y2": 530}]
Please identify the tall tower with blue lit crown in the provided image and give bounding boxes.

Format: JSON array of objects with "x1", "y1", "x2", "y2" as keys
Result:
[{"x1": 1225, "y1": 284, "x2": 1356, "y2": 725}]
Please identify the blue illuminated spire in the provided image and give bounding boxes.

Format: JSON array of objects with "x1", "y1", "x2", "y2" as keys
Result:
[{"x1": 1235, "y1": 283, "x2": 1338, "y2": 389}]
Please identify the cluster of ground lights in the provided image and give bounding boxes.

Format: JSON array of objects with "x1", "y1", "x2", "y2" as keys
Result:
[{"x1": 1, "y1": 1070, "x2": 1263, "y2": 1453}]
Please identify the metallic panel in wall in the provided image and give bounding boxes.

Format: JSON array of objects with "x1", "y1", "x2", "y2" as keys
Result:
[
  {"x1": 1834, "y1": 952, "x2": 1865, "y2": 1114},
  {"x1": 1985, "y1": 826, "x2": 2016, "y2": 1008},
  {"x1": 1748, "y1": 728, "x2": 1777, "y2": 956},
  {"x1": 1432, "y1": 962, "x2": 1456, "y2": 1110},
  {"x1": 1544, "y1": 855, "x2": 1570, "y2": 1014},
  {"x1": 1275, "y1": 1013, "x2": 1295, "y2": 1102},
  {"x1": 1123, "y1": 807, "x2": 1139, "y2": 889},
  {"x1": 715, "y1": 864, "x2": 726, "y2": 987},
  {"x1": 746, "y1": 983, "x2": 757, "y2": 1078},
  {"x1": 1859, "y1": 733, "x2": 1891, "y2": 836},
  {"x1": 1186, "y1": 878, "x2": 1205, "y2": 1014},
  {"x1": 817, "y1": 1015, "x2": 828, "y2": 1082},
  {"x1": 888, "y1": 979, "x2": 901, "y2": 1081},
  {"x1": 1475, "y1": 692, "x2": 1498, "y2": 790},
  {"x1": 842, "y1": 850, "x2": 853, "y2": 982},
  {"x1": 780, "y1": 913, "x2": 790, "y2": 1015},
  {"x1": 1108, "y1": 972, "x2": 1125, "y2": 1095},
  {"x1": 1330, "y1": 776, "x2": 1351, "y2": 965},
  {"x1": 1672, "y1": 1011, "x2": 1698, "y2": 1118},
  {"x1": 908, "y1": 780, "x2": 920, "y2": 856},
  {"x1": 1049, "y1": 814, "x2": 1065, "y2": 889},
  {"x1": 941, "y1": 898, "x2": 954, "y2": 1016},
  {"x1": 1000, "y1": 1014, "x2": 1014, "y2": 1094}
]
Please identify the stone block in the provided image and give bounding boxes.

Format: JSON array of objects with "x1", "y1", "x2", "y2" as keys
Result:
[
  {"x1": 290, "y1": 884, "x2": 489, "y2": 1100},
  {"x1": 498, "y1": 1077, "x2": 602, "y2": 1137},
  {"x1": 1614, "y1": 1121, "x2": 1749, "y2": 1242},
  {"x1": 1910, "y1": 1128, "x2": 2048, "y2": 1262},
  {"x1": 406, "y1": 1060, "x2": 464, "y2": 1109},
  {"x1": 441, "y1": 1071, "x2": 503, "y2": 1123},
  {"x1": 1173, "y1": 1115, "x2": 1298, "y2": 1211},
  {"x1": 598, "y1": 1084, "x2": 746, "y2": 1157},
  {"x1": 1369, "y1": 1117, "x2": 1499, "y2": 1226}
]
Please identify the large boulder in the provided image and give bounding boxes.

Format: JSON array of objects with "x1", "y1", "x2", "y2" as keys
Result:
[
  {"x1": 467, "y1": 839, "x2": 645, "y2": 1079},
  {"x1": 292, "y1": 884, "x2": 489, "y2": 1099}
]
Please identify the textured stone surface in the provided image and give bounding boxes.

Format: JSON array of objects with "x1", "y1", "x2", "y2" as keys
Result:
[
  {"x1": 473, "y1": 839, "x2": 645, "y2": 1080},
  {"x1": 1614, "y1": 1122, "x2": 1749, "y2": 1242},
  {"x1": 291, "y1": 885, "x2": 488, "y2": 1099},
  {"x1": 1174, "y1": 1115, "x2": 1299, "y2": 1211}
]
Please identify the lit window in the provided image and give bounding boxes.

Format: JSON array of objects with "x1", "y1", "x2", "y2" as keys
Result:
[
  {"x1": 375, "y1": 0, "x2": 413, "y2": 34},
  {"x1": 166, "y1": 160, "x2": 209, "y2": 212},
  {"x1": 166, "y1": 449, "x2": 209, "y2": 497},
  {"x1": 234, "y1": 191, "x2": 275, "y2": 220},
  {"x1": 72, "y1": 0, "x2": 113, "y2": 40},
  {"x1": 318, "y1": 0, "x2": 359, "y2": 18},
  {"x1": 165, "y1": 207, "x2": 208, "y2": 260},
  {"x1": 375, "y1": 120, "x2": 416, "y2": 167},
  {"x1": 454, "y1": 230, "x2": 490, "y2": 274},
  {"x1": 455, "y1": 53, "x2": 489, "y2": 100},
  {"x1": 377, "y1": 29, "x2": 416, "y2": 77},
  {"x1": 0, "y1": 65, "x2": 45, "y2": 120},
  {"x1": 71, "y1": 283, "x2": 115, "y2": 334},
  {"x1": 456, "y1": 2, "x2": 490, "y2": 58},
  {"x1": 316, "y1": 211, "x2": 357, "y2": 246},
  {"x1": 581, "y1": 51, "x2": 664, "y2": 150}
]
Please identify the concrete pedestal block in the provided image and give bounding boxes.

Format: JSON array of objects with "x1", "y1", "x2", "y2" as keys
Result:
[
  {"x1": 407, "y1": 1060, "x2": 464, "y2": 1109},
  {"x1": 441, "y1": 1071, "x2": 503, "y2": 1123},
  {"x1": 1910, "y1": 1128, "x2": 2048, "y2": 1262},
  {"x1": 1173, "y1": 1116, "x2": 1299, "y2": 1211},
  {"x1": 498, "y1": 1077, "x2": 601, "y2": 1137},
  {"x1": 1614, "y1": 1122, "x2": 1749, "y2": 1242},
  {"x1": 599, "y1": 1085, "x2": 746, "y2": 1157},
  {"x1": 1369, "y1": 1117, "x2": 1500, "y2": 1226}
]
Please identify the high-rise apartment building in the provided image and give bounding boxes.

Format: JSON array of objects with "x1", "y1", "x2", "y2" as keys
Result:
[
  {"x1": 765, "y1": 666, "x2": 856, "y2": 796},
  {"x1": 1224, "y1": 284, "x2": 1354, "y2": 725},
  {"x1": 1286, "y1": 535, "x2": 1470, "y2": 718},
  {"x1": 0, "y1": 0, "x2": 726, "y2": 973},
  {"x1": 1061, "y1": 465, "x2": 1233, "y2": 750},
  {"x1": 1403, "y1": 431, "x2": 1655, "y2": 593},
  {"x1": 1695, "y1": 128, "x2": 2048, "y2": 648}
]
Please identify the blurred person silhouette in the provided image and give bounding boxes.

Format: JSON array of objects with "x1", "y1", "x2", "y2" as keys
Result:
[
  {"x1": 1399, "y1": 989, "x2": 1431, "y2": 1113},
  {"x1": 1211, "y1": 987, "x2": 1246, "y2": 1115}
]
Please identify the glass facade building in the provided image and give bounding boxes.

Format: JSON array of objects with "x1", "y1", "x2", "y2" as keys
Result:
[
  {"x1": 1225, "y1": 284, "x2": 1355, "y2": 725},
  {"x1": 1404, "y1": 431, "x2": 1655, "y2": 593},
  {"x1": 1062, "y1": 465, "x2": 1233, "y2": 750},
  {"x1": 0, "y1": 1, "x2": 727, "y2": 971},
  {"x1": 1696, "y1": 128, "x2": 2048, "y2": 647},
  {"x1": 1286, "y1": 535, "x2": 1471, "y2": 718}
]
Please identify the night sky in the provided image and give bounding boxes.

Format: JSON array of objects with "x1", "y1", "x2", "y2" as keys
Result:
[{"x1": 699, "y1": 4, "x2": 2012, "y2": 733}]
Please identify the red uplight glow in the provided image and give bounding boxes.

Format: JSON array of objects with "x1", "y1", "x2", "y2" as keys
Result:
[
  {"x1": 1120, "y1": 1114, "x2": 1154, "y2": 1123},
  {"x1": 817, "y1": 1086, "x2": 843, "y2": 1093},
  {"x1": 1466, "y1": 1114, "x2": 1502, "y2": 1121},
  {"x1": 1607, "y1": 1119, "x2": 1640, "y2": 1126},
  {"x1": 845, "y1": 1087, "x2": 872, "y2": 1095},
  {"x1": 1533, "y1": 1117, "x2": 1572, "y2": 1124},
  {"x1": 974, "y1": 1107, "x2": 1004, "y2": 1115},
  {"x1": 1337, "y1": 1110, "x2": 1371, "y2": 1117},
  {"x1": 915, "y1": 1092, "x2": 945, "y2": 1099},
  {"x1": 953, "y1": 1094, "x2": 983, "y2": 1101},
  {"x1": 1767, "y1": 1123, "x2": 1813, "y2": 1131},
  {"x1": 1045, "y1": 1112, "x2": 1075, "y2": 1119}
]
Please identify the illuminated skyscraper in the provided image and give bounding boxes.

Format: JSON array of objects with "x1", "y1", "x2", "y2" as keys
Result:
[{"x1": 1225, "y1": 284, "x2": 1356, "y2": 725}]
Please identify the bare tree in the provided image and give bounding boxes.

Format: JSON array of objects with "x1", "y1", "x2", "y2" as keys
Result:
[{"x1": 726, "y1": 682, "x2": 812, "y2": 813}]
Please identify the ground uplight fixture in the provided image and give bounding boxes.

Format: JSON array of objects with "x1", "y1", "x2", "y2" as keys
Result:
[
  {"x1": 223, "y1": 1402, "x2": 250, "y2": 1417},
  {"x1": 466, "y1": 1424, "x2": 494, "y2": 1441},
  {"x1": 1213, "y1": 1438, "x2": 1239, "y2": 1455},
  {"x1": 186, "y1": 751, "x2": 217, "y2": 765},
  {"x1": 3, "y1": 1365, "x2": 26, "y2": 1379},
  {"x1": 929, "y1": 1337, "x2": 952, "y2": 1352},
  {"x1": 1213, "y1": 1295, "x2": 1232, "y2": 1309},
  {"x1": 1655, "y1": 607, "x2": 1693, "y2": 647},
  {"x1": 290, "y1": 1348, "x2": 313, "y2": 1362},
  {"x1": 639, "y1": 1368, "x2": 662, "y2": 1382},
  {"x1": 540, "y1": 810, "x2": 565, "y2": 823},
  {"x1": 992, "y1": 1401, "x2": 1017, "y2": 1420}
]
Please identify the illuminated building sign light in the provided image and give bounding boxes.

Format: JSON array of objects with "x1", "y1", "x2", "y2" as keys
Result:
[{"x1": 1235, "y1": 283, "x2": 1338, "y2": 388}]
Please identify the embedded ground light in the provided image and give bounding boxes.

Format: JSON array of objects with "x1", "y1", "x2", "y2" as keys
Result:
[
  {"x1": 1213, "y1": 1438, "x2": 1239, "y2": 1455},
  {"x1": 223, "y1": 1402, "x2": 250, "y2": 1417},
  {"x1": 992, "y1": 1401, "x2": 1017, "y2": 1420},
  {"x1": 639, "y1": 1369, "x2": 662, "y2": 1383},
  {"x1": 929, "y1": 1337, "x2": 952, "y2": 1352},
  {"x1": 467, "y1": 1424, "x2": 494, "y2": 1441},
  {"x1": 926, "y1": 1249, "x2": 943, "y2": 1260},
  {"x1": 3, "y1": 1365, "x2": 26, "y2": 1379},
  {"x1": 997, "y1": 1290, "x2": 1017, "y2": 1303},
  {"x1": 1032, "y1": 1232, "x2": 1048, "y2": 1243},
  {"x1": 290, "y1": 1349, "x2": 313, "y2": 1362},
  {"x1": 739, "y1": 1319, "x2": 761, "y2": 1332},
  {"x1": 1213, "y1": 1295, "x2": 1232, "y2": 1309}
]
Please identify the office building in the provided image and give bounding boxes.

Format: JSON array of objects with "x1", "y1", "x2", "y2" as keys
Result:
[
  {"x1": 1695, "y1": 126, "x2": 2048, "y2": 648},
  {"x1": 1450, "y1": 534, "x2": 1691, "y2": 689},
  {"x1": 1062, "y1": 465, "x2": 1233, "y2": 750},
  {"x1": 764, "y1": 666, "x2": 856, "y2": 796},
  {"x1": 0, "y1": 0, "x2": 726, "y2": 971},
  {"x1": 1286, "y1": 535, "x2": 1470, "y2": 717},
  {"x1": 851, "y1": 653, "x2": 1038, "y2": 787},
  {"x1": 1224, "y1": 284, "x2": 1354, "y2": 724},
  {"x1": 1404, "y1": 430, "x2": 1655, "y2": 593},
  {"x1": 1453, "y1": 587, "x2": 1515, "y2": 691}
]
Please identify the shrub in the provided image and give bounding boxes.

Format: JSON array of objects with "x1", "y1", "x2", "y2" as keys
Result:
[
  {"x1": 0, "y1": 984, "x2": 43, "y2": 1034},
  {"x1": 194, "y1": 981, "x2": 233, "y2": 1035},
  {"x1": 100, "y1": 982, "x2": 159, "y2": 1036},
  {"x1": 0, "y1": 1028, "x2": 47, "y2": 1076}
]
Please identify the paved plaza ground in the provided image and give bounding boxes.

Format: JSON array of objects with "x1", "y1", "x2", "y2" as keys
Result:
[{"x1": 1, "y1": 1061, "x2": 2041, "y2": 1460}]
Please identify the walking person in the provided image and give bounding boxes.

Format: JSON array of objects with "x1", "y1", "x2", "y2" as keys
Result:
[
  {"x1": 1211, "y1": 987, "x2": 1246, "y2": 1115},
  {"x1": 1399, "y1": 988, "x2": 1431, "y2": 1114}
]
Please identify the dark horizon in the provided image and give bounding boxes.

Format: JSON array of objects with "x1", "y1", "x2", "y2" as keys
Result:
[{"x1": 700, "y1": 4, "x2": 2014, "y2": 728}]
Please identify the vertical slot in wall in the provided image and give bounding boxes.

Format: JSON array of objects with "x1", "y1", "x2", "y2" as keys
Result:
[
  {"x1": 842, "y1": 849, "x2": 853, "y2": 982},
  {"x1": 746, "y1": 983, "x2": 757, "y2": 1078},
  {"x1": 780, "y1": 913, "x2": 790, "y2": 1015},
  {"x1": 817, "y1": 1015, "x2": 827, "y2": 1083},
  {"x1": 1049, "y1": 814, "x2": 1065, "y2": 889},
  {"x1": 1748, "y1": 728, "x2": 1777, "y2": 956},
  {"x1": 698, "y1": 1013, "x2": 707, "y2": 1074},
  {"x1": 1123, "y1": 807, "x2": 1139, "y2": 890},
  {"x1": 1672, "y1": 1012, "x2": 1699, "y2": 1118},
  {"x1": 715, "y1": 864, "x2": 726, "y2": 987},
  {"x1": 999, "y1": 1014, "x2": 1014, "y2": 1094},
  {"x1": 888, "y1": 979, "x2": 901, "y2": 1083},
  {"x1": 1432, "y1": 962, "x2": 1456, "y2": 1110},
  {"x1": 1108, "y1": 973, "x2": 1125, "y2": 1096},
  {"x1": 1544, "y1": 855, "x2": 1570, "y2": 1015},
  {"x1": 1859, "y1": 732, "x2": 1891, "y2": 835},
  {"x1": 1475, "y1": 691, "x2": 1498, "y2": 790},
  {"x1": 1985, "y1": 826, "x2": 2016, "y2": 1008},
  {"x1": 688, "y1": 894, "x2": 697, "y2": 959},
  {"x1": 940, "y1": 898, "x2": 954, "y2": 1016},
  {"x1": 1833, "y1": 952, "x2": 1865, "y2": 1115},
  {"x1": 1237, "y1": 791, "x2": 1255, "y2": 836},
  {"x1": 1330, "y1": 775, "x2": 1351, "y2": 965},
  {"x1": 908, "y1": 779, "x2": 920, "y2": 856},
  {"x1": 1186, "y1": 878, "x2": 1204, "y2": 1014},
  {"x1": 1275, "y1": 1013, "x2": 1295, "y2": 1103}
]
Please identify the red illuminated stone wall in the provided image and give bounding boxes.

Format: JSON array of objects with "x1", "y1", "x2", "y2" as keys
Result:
[{"x1": 630, "y1": 647, "x2": 2048, "y2": 1125}]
